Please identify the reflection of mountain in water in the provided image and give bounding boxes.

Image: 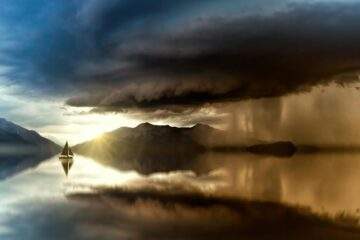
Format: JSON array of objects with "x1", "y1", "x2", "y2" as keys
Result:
[
  {"x1": 0, "y1": 118, "x2": 60, "y2": 179},
  {"x1": 0, "y1": 153, "x2": 54, "y2": 179}
]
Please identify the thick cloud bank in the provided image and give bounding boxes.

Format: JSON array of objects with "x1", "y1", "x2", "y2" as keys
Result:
[{"x1": 1, "y1": 1, "x2": 360, "y2": 113}]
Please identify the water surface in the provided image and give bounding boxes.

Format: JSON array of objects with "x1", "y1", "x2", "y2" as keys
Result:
[{"x1": 1, "y1": 152, "x2": 360, "y2": 239}]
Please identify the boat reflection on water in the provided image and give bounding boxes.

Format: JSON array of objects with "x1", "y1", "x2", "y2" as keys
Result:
[{"x1": 59, "y1": 141, "x2": 74, "y2": 176}]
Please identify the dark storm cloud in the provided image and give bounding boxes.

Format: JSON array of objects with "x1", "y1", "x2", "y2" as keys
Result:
[
  {"x1": 2, "y1": 1, "x2": 360, "y2": 112},
  {"x1": 0, "y1": 0, "x2": 204, "y2": 91},
  {"x1": 68, "y1": 2, "x2": 360, "y2": 111}
]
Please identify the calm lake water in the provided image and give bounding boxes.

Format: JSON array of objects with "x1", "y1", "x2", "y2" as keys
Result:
[{"x1": 1, "y1": 153, "x2": 360, "y2": 239}]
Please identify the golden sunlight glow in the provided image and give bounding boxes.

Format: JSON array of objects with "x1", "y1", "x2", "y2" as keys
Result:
[{"x1": 39, "y1": 107, "x2": 142, "y2": 144}]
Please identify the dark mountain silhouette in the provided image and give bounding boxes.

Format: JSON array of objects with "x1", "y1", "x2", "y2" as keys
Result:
[
  {"x1": 74, "y1": 123, "x2": 298, "y2": 174},
  {"x1": 213, "y1": 141, "x2": 297, "y2": 157},
  {"x1": 74, "y1": 123, "x2": 208, "y2": 174},
  {"x1": 0, "y1": 118, "x2": 60, "y2": 179}
]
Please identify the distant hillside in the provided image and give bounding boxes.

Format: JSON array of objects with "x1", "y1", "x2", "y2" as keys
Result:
[
  {"x1": 212, "y1": 141, "x2": 297, "y2": 157},
  {"x1": 74, "y1": 123, "x2": 211, "y2": 174},
  {"x1": 0, "y1": 118, "x2": 60, "y2": 154},
  {"x1": 0, "y1": 118, "x2": 60, "y2": 179}
]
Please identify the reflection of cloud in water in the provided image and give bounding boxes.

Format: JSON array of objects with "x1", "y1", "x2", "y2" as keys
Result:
[
  {"x1": 0, "y1": 155, "x2": 141, "y2": 236},
  {"x1": 0, "y1": 155, "x2": 231, "y2": 239},
  {"x1": 2, "y1": 153, "x2": 360, "y2": 239},
  {"x1": 4, "y1": 186, "x2": 360, "y2": 240}
]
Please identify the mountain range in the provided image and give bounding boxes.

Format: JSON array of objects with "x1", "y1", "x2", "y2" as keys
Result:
[{"x1": 0, "y1": 118, "x2": 60, "y2": 179}]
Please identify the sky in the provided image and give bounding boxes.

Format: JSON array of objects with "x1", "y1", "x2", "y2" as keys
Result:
[{"x1": 0, "y1": 0, "x2": 360, "y2": 144}]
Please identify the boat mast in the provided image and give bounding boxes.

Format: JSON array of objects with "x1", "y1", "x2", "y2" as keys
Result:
[{"x1": 61, "y1": 141, "x2": 69, "y2": 156}]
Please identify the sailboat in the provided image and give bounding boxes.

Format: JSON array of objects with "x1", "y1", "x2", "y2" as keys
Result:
[{"x1": 59, "y1": 141, "x2": 74, "y2": 176}]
